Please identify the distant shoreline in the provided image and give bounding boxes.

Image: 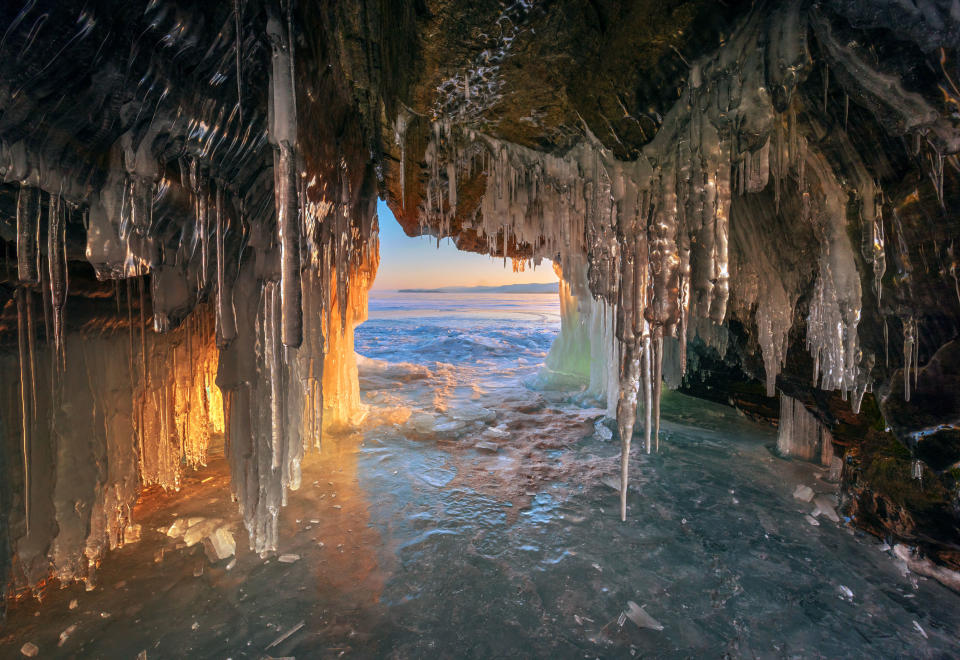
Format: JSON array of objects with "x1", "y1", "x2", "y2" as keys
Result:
[{"x1": 394, "y1": 282, "x2": 559, "y2": 294}]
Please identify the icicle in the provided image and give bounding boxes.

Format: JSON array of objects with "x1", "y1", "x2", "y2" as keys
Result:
[
  {"x1": 215, "y1": 185, "x2": 237, "y2": 346},
  {"x1": 266, "y1": 282, "x2": 284, "y2": 471},
  {"x1": 16, "y1": 185, "x2": 40, "y2": 283},
  {"x1": 138, "y1": 277, "x2": 148, "y2": 391},
  {"x1": 641, "y1": 333, "x2": 653, "y2": 455},
  {"x1": 234, "y1": 0, "x2": 243, "y2": 124},
  {"x1": 47, "y1": 192, "x2": 67, "y2": 367},
  {"x1": 190, "y1": 163, "x2": 210, "y2": 288},
  {"x1": 26, "y1": 289, "x2": 37, "y2": 429},
  {"x1": 615, "y1": 340, "x2": 640, "y2": 522},
  {"x1": 884, "y1": 317, "x2": 889, "y2": 368},
  {"x1": 652, "y1": 333, "x2": 663, "y2": 451},
  {"x1": 268, "y1": 9, "x2": 302, "y2": 348},
  {"x1": 395, "y1": 111, "x2": 409, "y2": 211},
  {"x1": 126, "y1": 279, "x2": 144, "y2": 479},
  {"x1": 275, "y1": 144, "x2": 302, "y2": 347},
  {"x1": 903, "y1": 316, "x2": 918, "y2": 401},
  {"x1": 16, "y1": 288, "x2": 31, "y2": 535}
]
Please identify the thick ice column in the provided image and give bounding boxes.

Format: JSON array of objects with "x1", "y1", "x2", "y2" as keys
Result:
[
  {"x1": 537, "y1": 261, "x2": 592, "y2": 387},
  {"x1": 777, "y1": 393, "x2": 836, "y2": 466},
  {"x1": 267, "y1": 12, "x2": 302, "y2": 348},
  {"x1": 323, "y1": 242, "x2": 379, "y2": 429}
]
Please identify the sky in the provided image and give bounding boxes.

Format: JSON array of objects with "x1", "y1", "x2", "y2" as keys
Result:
[{"x1": 372, "y1": 199, "x2": 556, "y2": 291}]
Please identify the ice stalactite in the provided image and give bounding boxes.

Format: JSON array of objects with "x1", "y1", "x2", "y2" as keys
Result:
[
  {"x1": 219, "y1": 266, "x2": 303, "y2": 554},
  {"x1": 214, "y1": 184, "x2": 379, "y2": 551},
  {"x1": 394, "y1": 110, "x2": 409, "y2": 211},
  {"x1": 234, "y1": 0, "x2": 244, "y2": 123},
  {"x1": 903, "y1": 316, "x2": 919, "y2": 402},
  {"x1": 215, "y1": 185, "x2": 238, "y2": 347},
  {"x1": 16, "y1": 288, "x2": 32, "y2": 536},
  {"x1": 47, "y1": 192, "x2": 67, "y2": 368},
  {"x1": 0, "y1": 295, "x2": 224, "y2": 588},
  {"x1": 267, "y1": 9, "x2": 302, "y2": 349}
]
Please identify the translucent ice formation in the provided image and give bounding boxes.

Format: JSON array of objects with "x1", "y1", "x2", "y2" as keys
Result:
[{"x1": 778, "y1": 394, "x2": 836, "y2": 467}]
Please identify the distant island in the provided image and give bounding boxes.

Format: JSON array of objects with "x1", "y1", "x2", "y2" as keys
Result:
[{"x1": 398, "y1": 282, "x2": 559, "y2": 294}]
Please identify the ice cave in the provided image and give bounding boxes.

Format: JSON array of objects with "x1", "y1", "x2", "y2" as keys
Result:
[{"x1": 1, "y1": 0, "x2": 960, "y2": 656}]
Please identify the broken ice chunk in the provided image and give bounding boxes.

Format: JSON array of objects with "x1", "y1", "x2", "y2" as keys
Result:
[
  {"x1": 203, "y1": 527, "x2": 236, "y2": 561},
  {"x1": 20, "y1": 642, "x2": 39, "y2": 657},
  {"x1": 449, "y1": 404, "x2": 496, "y2": 423},
  {"x1": 793, "y1": 484, "x2": 815, "y2": 502},
  {"x1": 434, "y1": 419, "x2": 468, "y2": 435},
  {"x1": 407, "y1": 412, "x2": 436, "y2": 434},
  {"x1": 165, "y1": 518, "x2": 190, "y2": 538},
  {"x1": 812, "y1": 495, "x2": 840, "y2": 523},
  {"x1": 594, "y1": 420, "x2": 613, "y2": 441},
  {"x1": 483, "y1": 425, "x2": 510, "y2": 440},
  {"x1": 474, "y1": 440, "x2": 499, "y2": 453},
  {"x1": 183, "y1": 519, "x2": 224, "y2": 547},
  {"x1": 624, "y1": 601, "x2": 663, "y2": 631},
  {"x1": 278, "y1": 554, "x2": 300, "y2": 563}
]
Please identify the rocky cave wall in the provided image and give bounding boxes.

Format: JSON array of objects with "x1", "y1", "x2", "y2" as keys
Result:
[{"x1": 1, "y1": 0, "x2": 960, "y2": 615}]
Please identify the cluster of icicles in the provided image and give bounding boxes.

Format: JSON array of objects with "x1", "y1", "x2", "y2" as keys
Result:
[
  {"x1": 4, "y1": 0, "x2": 378, "y2": 581},
  {"x1": 4, "y1": 289, "x2": 224, "y2": 586},
  {"x1": 408, "y1": 2, "x2": 959, "y2": 520}
]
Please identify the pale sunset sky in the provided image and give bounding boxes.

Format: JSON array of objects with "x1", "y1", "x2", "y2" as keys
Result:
[{"x1": 373, "y1": 199, "x2": 557, "y2": 290}]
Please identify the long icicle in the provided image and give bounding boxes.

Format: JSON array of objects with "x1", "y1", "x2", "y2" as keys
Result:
[
  {"x1": 16, "y1": 288, "x2": 31, "y2": 535},
  {"x1": 642, "y1": 332, "x2": 653, "y2": 454},
  {"x1": 653, "y1": 333, "x2": 663, "y2": 452},
  {"x1": 48, "y1": 191, "x2": 67, "y2": 368},
  {"x1": 616, "y1": 340, "x2": 640, "y2": 522},
  {"x1": 268, "y1": 3, "x2": 302, "y2": 348},
  {"x1": 26, "y1": 289, "x2": 38, "y2": 433},
  {"x1": 215, "y1": 184, "x2": 237, "y2": 346}
]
